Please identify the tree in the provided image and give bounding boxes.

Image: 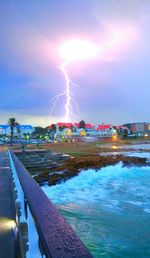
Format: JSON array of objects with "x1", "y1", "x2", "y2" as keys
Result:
[
  {"x1": 79, "y1": 120, "x2": 86, "y2": 128},
  {"x1": 50, "y1": 124, "x2": 57, "y2": 140},
  {"x1": 16, "y1": 123, "x2": 21, "y2": 142},
  {"x1": 34, "y1": 126, "x2": 45, "y2": 135},
  {"x1": 8, "y1": 117, "x2": 18, "y2": 146},
  {"x1": 122, "y1": 129, "x2": 128, "y2": 139}
]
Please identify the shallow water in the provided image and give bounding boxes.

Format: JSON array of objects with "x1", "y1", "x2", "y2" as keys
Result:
[
  {"x1": 99, "y1": 151, "x2": 150, "y2": 160},
  {"x1": 42, "y1": 163, "x2": 150, "y2": 258},
  {"x1": 98, "y1": 143, "x2": 150, "y2": 150},
  {"x1": 119, "y1": 143, "x2": 150, "y2": 150}
]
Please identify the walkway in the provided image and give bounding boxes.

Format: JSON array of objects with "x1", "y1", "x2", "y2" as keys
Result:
[{"x1": 0, "y1": 147, "x2": 18, "y2": 258}]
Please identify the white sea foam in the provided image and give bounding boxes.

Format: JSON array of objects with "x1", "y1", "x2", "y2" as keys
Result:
[
  {"x1": 42, "y1": 163, "x2": 150, "y2": 213},
  {"x1": 42, "y1": 162, "x2": 150, "y2": 257},
  {"x1": 144, "y1": 208, "x2": 150, "y2": 214}
]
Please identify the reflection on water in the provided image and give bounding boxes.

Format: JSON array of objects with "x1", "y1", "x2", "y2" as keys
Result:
[
  {"x1": 42, "y1": 163, "x2": 150, "y2": 258},
  {"x1": 118, "y1": 143, "x2": 150, "y2": 150},
  {"x1": 112, "y1": 145, "x2": 118, "y2": 150},
  {"x1": 98, "y1": 143, "x2": 150, "y2": 150}
]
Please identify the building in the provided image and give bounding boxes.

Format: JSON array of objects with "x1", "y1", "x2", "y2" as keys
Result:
[
  {"x1": 0, "y1": 125, "x2": 10, "y2": 135},
  {"x1": 0, "y1": 125, "x2": 34, "y2": 136},
  {"x1": 123, "y1": 122, "x2": 150, "y2": 136},
  {"x1": 17, "y1": 125, "x2": 34, "y2": 135}
]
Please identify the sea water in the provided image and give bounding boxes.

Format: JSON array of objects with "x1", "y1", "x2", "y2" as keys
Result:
[
  {"x1": 99, "y1": 151, "x2": 150, "y2": 160},
  {"x1": 42, "y1": 163, "x2": 150, "y2": 258}
]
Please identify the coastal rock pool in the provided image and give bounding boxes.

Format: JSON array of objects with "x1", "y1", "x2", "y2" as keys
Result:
[{"x1": 42, "y1": 163, "x2": 150, "y2": 258}]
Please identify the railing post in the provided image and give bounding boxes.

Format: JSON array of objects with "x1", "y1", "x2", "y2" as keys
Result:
[
  {"x1": 8, "y1": 150, "x2": 26, "y2": 223},
  {"x1": 8, "y1": 150, "x2": 93, "y2": 258},
  {"x1": 26, "y1": 206, "x2": 44, "y2": 258}
]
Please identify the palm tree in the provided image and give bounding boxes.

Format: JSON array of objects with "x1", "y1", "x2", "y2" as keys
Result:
[
  {"x1": 8, "y1": 117, "x2": 18, "y2": 146},
  {"x1": 16, "y1": 124, "x2": 21, "y2": 143}
]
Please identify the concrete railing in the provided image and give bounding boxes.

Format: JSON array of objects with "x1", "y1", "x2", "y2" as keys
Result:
[{"x1": 8, "y1": 150, "x2": 93, "y2": 258}]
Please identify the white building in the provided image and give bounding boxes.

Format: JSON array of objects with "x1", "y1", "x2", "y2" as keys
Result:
[{"x1": 0, "y1": 125, "x2": 34, "y2": 136}]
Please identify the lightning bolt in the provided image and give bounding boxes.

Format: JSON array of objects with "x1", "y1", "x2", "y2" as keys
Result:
[
  {"x1": 50, "y1": 29, "x2": 136, "y2": 122},
  {"x1": 60, "y1": 61, "x2": 71, "y2": 121},
  {"x1": 50, "y1": 89, "x2": 66, "y2": 115},
  {"x1": 50, "y1": 60, "x2": 81, "y2": 122}
]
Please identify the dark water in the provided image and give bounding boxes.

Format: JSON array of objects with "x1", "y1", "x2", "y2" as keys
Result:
[{"x1": 42, "y1": 163, "x2": 150, "y2": 257}]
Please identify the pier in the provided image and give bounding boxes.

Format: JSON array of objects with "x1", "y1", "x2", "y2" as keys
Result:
[
  {"x1": 0, "y1": 146, "x2": 92, "y2": 258},
  {"x1": 0, "y1": 148, "x2": 19, "y2": 258}
]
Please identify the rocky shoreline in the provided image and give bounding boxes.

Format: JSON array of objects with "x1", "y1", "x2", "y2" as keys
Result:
[{"x1": 34, "y1": 155, "x2": 148, "y2": 186}]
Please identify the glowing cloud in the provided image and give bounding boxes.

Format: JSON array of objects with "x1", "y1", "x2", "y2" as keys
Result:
[
  {"x1": 105, "y1": 24, "x2": 138, "y2": 49},
  {"x1": 59, "y1": 39, "x2": 100, "y2": 62},
  {"x1": 50, "y1": 26, "x2": 137, "y2": 122},
  {"x1": 50, "y1": 39, "x2": 101, "y2": 122},
  {"x1": 58, "y1": 39, "x2": 102, "y2": 122}
]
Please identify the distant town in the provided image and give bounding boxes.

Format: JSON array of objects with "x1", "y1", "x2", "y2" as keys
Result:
[{"x1": 0, "y1": 119, "x2": 150, "y2": 144}]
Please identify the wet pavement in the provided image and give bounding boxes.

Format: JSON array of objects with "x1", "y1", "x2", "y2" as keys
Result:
[{"x1": 0, "y1": 149, "x2": 17, "y2": 258}]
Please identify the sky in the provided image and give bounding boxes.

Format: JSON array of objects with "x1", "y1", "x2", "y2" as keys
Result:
[{"x1": 0, "y1": 0, "x2": 150, "y2": 126}]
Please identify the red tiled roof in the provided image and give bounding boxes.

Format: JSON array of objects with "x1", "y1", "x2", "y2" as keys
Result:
[
  {"x1": 49, "y1": 123, "x2": 74, "y2": 128},
  {"x1": 85, "y1": 123, "x2": 95, "y2": 129},
  {"x1": 97, "y1": 124, "x2": 111, "y2": 131},
  {"x1": 49, "y1": 122, "x2": 94, "y2": 129},
  {"x1": 57, "y1": 123, "x2": 73, "y2": 128},
  {"x1": 74, "y1": 123, "x2": 79, "y2": 127}
]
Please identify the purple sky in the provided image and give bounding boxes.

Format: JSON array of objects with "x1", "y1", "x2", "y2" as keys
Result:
[{"x1": 0, "y1": 0, "x2": 150, "y2": 126}]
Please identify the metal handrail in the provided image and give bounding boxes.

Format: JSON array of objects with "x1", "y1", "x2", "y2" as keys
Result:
[{"x1": 9, "y1": 150, "x2": 93, "y2": 258}]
